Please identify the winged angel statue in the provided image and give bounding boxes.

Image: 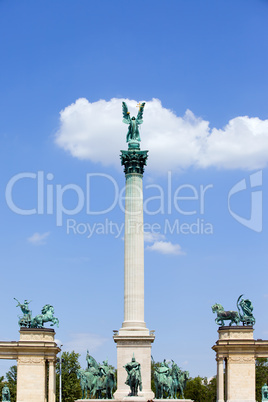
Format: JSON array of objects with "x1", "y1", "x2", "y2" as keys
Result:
[{"x1": 122, "y1": 101, "x2": 145, "y2": 143}]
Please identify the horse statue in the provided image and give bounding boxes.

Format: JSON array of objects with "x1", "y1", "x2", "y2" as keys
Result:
[
  {"x1": 154, "y1": 370, "x2": 162, "y2": 399},
  {"x1": 177, "y1": 370, "x2": 189, "y2": 399},
  {"x1": 211, "y1": 303, "x2": 240, "y2": 326},
  {"x1": 98, "y1": 362, "x2": 116, "y2": 399},
  {"x1": 31, "y1": 304, "x2": 59, "y2": 328},
  {"x1": 153, "y1": 358, "x2": 189, "y2": 400},
  {"x1": 77, "y1": 369, "x2": 90, "y2": 399},
  {"x1": 169, "y1": 361, "x2": 181, "y2": 399},
  {"x1": 84, "y1": 352, "x2": 116, "y2": 399},
  {"x1": 124, "y1": 356, "x2": 142, "y2": 396},
  {"x1": 128, "y1": 366, "x2": 142, "y2": 396},
  {"x1": 83, "y1": 353, "x2": 99, "y2": 398},
  {"x1": 154, "y1": 361, "x2": 172, "y2": 399}
]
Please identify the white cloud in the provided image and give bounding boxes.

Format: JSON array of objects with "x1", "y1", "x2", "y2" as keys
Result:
[
  {"x1": 55, "y1": 338, "x2": 62, "y2": 347},
  {"x1": 55, "y1": 97, "x2": 268, "y2": 172},
  {"x1": 144, "y1": 231, "x2": 184, "y2": 256},
  {"x1": 27, "y1": 232, "x2": 50, "y2": 245},
  {"x1": 146, "y1": 241, "x2": 185, "y2": 255},
  {"x1": 64, "y1": 333, "x2": 108, "y2": 354},
  {"x1": 144, "y1": 231, "x2": 165, "y2": 243}
]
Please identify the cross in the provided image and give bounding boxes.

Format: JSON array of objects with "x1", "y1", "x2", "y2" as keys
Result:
[{"x1": 136, "y1": 102, "x2": 142, "y2": 108}]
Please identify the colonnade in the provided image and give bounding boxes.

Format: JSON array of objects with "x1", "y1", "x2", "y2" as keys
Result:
[
  {"x1": 0, "y1": 328, "x2": 60, "y2": 402},
  {"x1": 213, "y1": 326, "x2": 268, "y2": 402}
]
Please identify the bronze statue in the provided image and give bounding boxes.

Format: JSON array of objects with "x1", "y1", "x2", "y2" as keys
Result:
[
  {"x1": 152, "y1": 358, "x2": 189, "y2": 399},
  {"x1": 212, "y1": 295, "x2": 256, "y2": 327},
  {"x1": 2, "y1": 385, "x2": 10, "y2": 402},
  {"x1": 262, "y1": 382, "x2": 268, "y2": 401},
  {"x1": 15, "y1": 299, "x2": 59, "y2": 328},
  {"x1": 237, "y1": 294, "x2": 255, "y2": 326},
  {"x1": 122, "y1": 102, "x2": 145, "y2": 143},
  {"x1": 211, "y1": 303, "x2": 240, "y2": 326},
  {"x1": 14, "y1": 298, "x2": 32, "y2": 327},
  {"x1": 77, "y1": 352, "x2": 116, "y2": 399},
  {"x1": 124, "y1": 355, "x2": 142, "y2": 396}
]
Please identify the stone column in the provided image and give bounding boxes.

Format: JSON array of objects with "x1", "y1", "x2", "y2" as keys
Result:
[
  {"x1": 212, "y1": 326, "x2": 256, "y2": 402},
  {"x1": 113, "y1": 142, "x2": 155, "y2": 400},
  {"x1": 216, "y1": 357, "x2": 224, "y2": 402},
  {"x1": 17, "y1": 356, "x2": 46, "y2": 402},
  {"x1": 48, "y1": 359, "x2": 56, "y2": 402},
  {"x1": 123, "y1": 172, "x2": 145, "y2": 329},
  {"x1": 226, "y1": 355, "x2": 256, "y2": 402},
  {"x1": 16, "y1": 328, "x2": 60, "y2": 402},
  {"x1": 120, "y1": 146, "x2": 148, "y2": 332}
]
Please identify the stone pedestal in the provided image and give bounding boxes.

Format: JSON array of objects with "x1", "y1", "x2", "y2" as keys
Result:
[
  {"x1": 16, "y1": 328, "x2": 60, "y2": 402},
  {"x1": 212, "y1": 326, "x2": 256, "y2": 402},
  {"x1": 113, "y1": 333, "x2": 155, "y2": 400},
  {"x1": 76, "y1": 400, "x2": 192, "y2": 402}
]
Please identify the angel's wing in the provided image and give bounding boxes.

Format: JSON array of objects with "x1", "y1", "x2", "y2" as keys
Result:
[
  {"x1": 136, "y1": 102, "x2": 145, "y2": 123},
  {"x1": 122, "y1": 101, "x2": 131, "y2": 124}
]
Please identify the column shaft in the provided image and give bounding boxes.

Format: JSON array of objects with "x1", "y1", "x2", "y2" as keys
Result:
[
  {"x1": 217, "y1": 357, "x2": 224, "y2": 402},
  {"x1": 48, "y1": 360, "x2": 56, "y2": 402},
  {"x1": 123, "y1": 173, "x2": 145, "y2": 329}
]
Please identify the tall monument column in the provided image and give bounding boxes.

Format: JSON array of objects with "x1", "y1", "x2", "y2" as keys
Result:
[
  {"x1": 122, "y1": 152, "x2": 147, "y2": 331},
  {"x1": 113, "y1": 102, "x2": 155, "y2": 400}
]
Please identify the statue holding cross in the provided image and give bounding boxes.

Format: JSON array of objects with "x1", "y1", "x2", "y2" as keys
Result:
[{"x1": 122, "y1": 101, "x2": 145, "y2": 143}]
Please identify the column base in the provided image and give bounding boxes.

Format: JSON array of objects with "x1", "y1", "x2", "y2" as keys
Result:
[
  {"x1": 76, "y1": 400, "x2": 193, "y2": 402},
  {"x1": 113, "y1": 391, "x2": 154, "y2": 400},
  {"x1": 113, "y1": 331, "x2": 155, "y2": 400}
]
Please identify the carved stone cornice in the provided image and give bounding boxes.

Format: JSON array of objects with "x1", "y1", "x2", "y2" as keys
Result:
[
  {"x1": 113, "y1": 334, "x2": 155, "y2": 347},
  {"x1": 120, "y1": 150, "x2": 148, "y2": 175}
]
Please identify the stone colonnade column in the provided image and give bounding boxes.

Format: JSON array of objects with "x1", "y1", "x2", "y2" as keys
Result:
[
  {"x1": 216, "y1": 357, "x2": 224, "y2": 402},
  {"x1": 17, "y1": 356, "x2": 46, "y2": 402},
  {"x1": 48, "y1": 359, "x2": 56, "y2": 402},
  {"x1": 16, "y1": 328, "x2": 60, "y2": 402},
  {"x1": 212, "y1": 326, "x2": 256, "y2": 402}
]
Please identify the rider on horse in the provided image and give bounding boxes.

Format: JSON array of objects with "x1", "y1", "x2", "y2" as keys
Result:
[{"x1": 124, "y1": 355, "x2": 142, "y2": 396}]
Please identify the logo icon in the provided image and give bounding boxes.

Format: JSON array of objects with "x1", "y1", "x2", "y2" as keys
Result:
[{"x1": 228, "y1": 170, "x2": 262, "y2": 232}]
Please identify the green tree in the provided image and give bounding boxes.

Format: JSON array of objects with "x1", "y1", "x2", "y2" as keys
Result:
[
  {"x1": 256, "y1": 358, "x2": 268, "y2": 402},
  {"x1": 0, "y1": 376, "x2": 5, "y2": 399},
  {"x1": 184, "y1": 376, "x2": 208, "y2": 401},
  {"x1": 6, "y1": 365, "x2": 17, "y2": 402},
  {"x1": 56, "y1": 351, "x2": 82, "y2": 402},
  {"x1": 206, "y1": 376, "x2": 216, "y2": 402}
]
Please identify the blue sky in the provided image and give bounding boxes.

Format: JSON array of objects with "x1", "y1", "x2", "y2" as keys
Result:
[{"x1": 0, "y1": 0, "x2": 268, "y2": 380}]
